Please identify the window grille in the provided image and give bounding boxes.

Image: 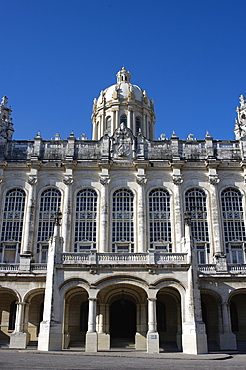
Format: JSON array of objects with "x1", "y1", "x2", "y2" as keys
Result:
[
  {"x1": 149, "y1": 188, "x2": 172, "y2": 251},
  {"x1": 74, "y1": 189, "x2": 97, "y2": 251},
  {"x1": 37, "y1": 188, "x2": 61, "y2": 251},
  {"x1": 112, "y1": 189, "x2": 134, "y2": 252},
  {"x1": 185, "y1": 188, "x2": 209, "y2": 263}
]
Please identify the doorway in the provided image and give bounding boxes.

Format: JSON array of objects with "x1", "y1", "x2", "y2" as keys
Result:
[{"x1": 110, "y1": 299, "x2": 136, "y2": 339}]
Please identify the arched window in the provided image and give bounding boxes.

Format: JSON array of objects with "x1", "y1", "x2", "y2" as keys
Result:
[
  {"x1": 37, "y1": 188, "x2": 61, "y2": 262},
  {"x1": 106, "y1": 116, "x2": 111, "y2": 135},
  {"x1": 8, "y1": 300, "x2": 17, "y2": 330},
  {"x1": 112, "y1": 189, "x2": 134, "y2": 252},
  {"x1": 74, "y1": 189, "x2": 97, "y2": 251},
  {"x1": 1, "y1": 188, "x2": 26, "y2": 263},
  {"x1": 135, "y1": 117, "x2": 141, "y2": 133},
  {"x1": 185, "y1": 188, "x2": 209, "y2": 264},
  {"x1": 221, "y1": 188, "x2": 246, "y2": 263},
  {"x1": 80, "y1": 301, "x2": 89, "y2": 332},
  {"x1": 149, "y1": 188, "x2": 172, "y2": 251},
  {"x1": 120, "y1": 114, "x2": 127, "y2": 125}
]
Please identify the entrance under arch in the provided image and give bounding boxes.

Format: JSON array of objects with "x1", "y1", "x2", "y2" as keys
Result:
[{"x1": 110, "y1": 299, "x2": 136, "y2": 339}]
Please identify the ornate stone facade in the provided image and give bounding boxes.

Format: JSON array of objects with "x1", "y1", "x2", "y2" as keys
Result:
[{"x1": 0, "y1": 69, "x2": 246, "y2": 354}]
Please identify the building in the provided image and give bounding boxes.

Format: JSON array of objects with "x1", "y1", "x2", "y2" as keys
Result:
[{"x1": 0, "y1": 68, "x2": 246, "y2": 354}]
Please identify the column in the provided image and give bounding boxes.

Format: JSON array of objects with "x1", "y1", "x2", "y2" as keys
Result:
[
  {"x1": 20, "y1": 175, "x2": 37, "y2": 271},
  {"x1": 182, "y1": 216, "x2": 208, "y2": 354},
  {"x1": 62, "y1": 176, "x2": 73, "y2": 252},
  {"x1": 147, "y1": 298, "x2": 159, "y2": 353},
  {"x1": 9, "y1": 302, "x2": 28, "y2": 348},
  {"x1": 206, "y1": 163, "x2": 223, "y2": 256},
  {"x1": 38, "y1": 217, "x2": 63, "y2": 351},
  {"x1": 97, "y1": 303, "x2": 110, "y2": 350},
  {"x1": 137, "y1": 176, "x2": 146, "y2": 252},
  {"x1": 100, "y1": 172, "x2": 110, "y2": 252},
  {"x1": 127, "y1": 109, "x2": 131, "y2": 131},
  {"x1": 172, "y1": 168, "x2": 183, "y2": 253},
  {"x1": 86, "y1": 298, "x2": 98, "y2": 352},
  {"x1": 135, "y1": 303, "x2": 147, "y2": 350},
  {"x1": 218, "y1": 302, "x2": 237, "y2": 350}
]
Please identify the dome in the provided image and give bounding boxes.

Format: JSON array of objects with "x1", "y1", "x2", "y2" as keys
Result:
[
  {"x1": 95, "y1": 67, "x2": 151, "y2": 107},
  {"x1": 92, "y1": 68, "x2": 155, "y2": 140}
]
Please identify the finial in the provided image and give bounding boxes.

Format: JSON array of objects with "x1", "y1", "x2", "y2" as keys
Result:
[
  {"x1": 172, "y1": 130, "x2": 177, "y2": 137},
  {"x1": 205, "y1": 130, "x2": 211, "y2": 137},
  {"x1": 1, "y1": 96, "x2": 8, "y2": 107},
  {"x1": 36, "y1": 131, "x2": 41, "y2": 138}
]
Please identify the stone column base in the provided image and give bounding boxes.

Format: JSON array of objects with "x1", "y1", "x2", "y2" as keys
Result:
[
  {"x1": 135, "y1": 332, "x2": 147, "y2": 350},
  {"x1": 38, "y1": 321, "x2": 62, "y2": 351},
  {"x1": 9, "y1": 332, "x2": 29, "y2": 349},
  {"x1": 86, "y1": 332, "x2": 98, "y2": 352},
  {"x1": 63, "y1": 333, "x2": 70, "y2": 349},
  {"x1": 182, "y1": 322, "x2": 208, "y2": 354},
  {"x1": 219, "y1": 332, "x2": 237, "y2": 350},
  {"x1": 98, "y1": 333, "x2": 110, "y2": 351},
  {"x1": 147, "y1": 332, "x2": 159, "y2": 353},
  {"x1": 176, "y1": 333, "x2": 182, "y2": 351}
]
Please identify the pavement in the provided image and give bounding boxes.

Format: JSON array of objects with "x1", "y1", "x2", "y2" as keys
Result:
[{"x1": 1, "y1": 347, "x2": 234, "y2": 360}]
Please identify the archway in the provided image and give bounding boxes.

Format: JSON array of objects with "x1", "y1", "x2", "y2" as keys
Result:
[
  {"x1": 230, "y1": 291, "x2": 246, "y2": 350},
  {"x1": 64, "y1": 286, "x2": 88, "y2": 349},
  {"x1": 157, "y1": 287, "x2": 182, "y2": 351},
  {"x1": 97, "y1": 282, "x2": 147, "y2": 350},
  {"x1": 0, "y1": 289, "x2": 18, "y2": 345},
  {"x1": 201, "y1": 292, "x2": 220, "y2": 350},
  {"x1": 110, "y1": 299, "x2": 136, "y2": 339}
]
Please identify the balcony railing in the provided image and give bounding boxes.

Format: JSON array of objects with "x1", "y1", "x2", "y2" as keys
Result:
[{"x1": 61, "y1": 252, "x2": 189, "y2": 265}]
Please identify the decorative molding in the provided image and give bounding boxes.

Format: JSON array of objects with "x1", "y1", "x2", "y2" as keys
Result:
[
  {"x1": 63, "y1": 177, "x2": 73, "y2": 185},
  {"x1": 209, "y1": 175, "x2": 220, "y2": 185},
  {"x1": 136, "y1": 176, "x2": 147, "y2": 185},
  {"x1": 100, "y1": 176, "x2": 110, "y2": 185},
  {"x1": 28, "y1": 177, "x2": 37, "y2": 185},
  {"x1": 173, "y1": 175, "x2": 183, "y2": 185}
]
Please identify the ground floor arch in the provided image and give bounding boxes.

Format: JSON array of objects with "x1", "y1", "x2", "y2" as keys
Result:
[
  {"x1": 229, "y1": 290, "x2": 246, "y2": 350},
  {"x1": 201, "y1": 291, "x2": 220, "y2": 350},
  {"x1": 0, "y1": 289, "x2": 18, "y2": 343},
  {"x1": 96, "y1": 282, "x2": 148, "y2": 350},
  {"x1": 157, "y1": 287, "x2": 182, "y2": 351},
  {"x1": 63, "y1": 286, "x2": 89, "y2": 349}
]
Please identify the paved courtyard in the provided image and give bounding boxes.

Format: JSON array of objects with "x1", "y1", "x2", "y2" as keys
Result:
[{"x1": 0, "y1": 350, "x2": 246, "y2": 370}]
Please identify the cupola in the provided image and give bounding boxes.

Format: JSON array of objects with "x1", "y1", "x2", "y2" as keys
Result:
[{"x1": 91, "y1": 68, "x2": 155, "y2": 140}]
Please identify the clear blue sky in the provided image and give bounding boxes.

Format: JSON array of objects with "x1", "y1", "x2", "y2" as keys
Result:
[{"x1": 1, "y1": 0, "x2": 246, "y2": 141}]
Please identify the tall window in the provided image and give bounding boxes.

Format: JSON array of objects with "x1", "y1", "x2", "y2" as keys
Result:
[
  {"x1": 74, "y1": 189, "x2": 97, "y2": 251},
  {"x1": 149, "y1": 188, "x2": 172, "y2": 251},
  {"x1": 135, "y1": 117, "x2": 141, "y2": 133},
  {"x1": 37, "y1": 188, "x2": 61, "y2": 262},
  {"x1": 112, "y1": 189, "x2": 134, "y2": 252},
  {"x1": 120, "y1": 114, "x2": 127, "y2": 125},
  {"x1": 1, "y1": 188, "x2": 26, "y2": 263},
  {"x1": 106, "y1": 116, "x2": 112, "y2": 135},
  {"x1": 185, "y1": 188, "x2": 209, "y2": 263},
  {"x1": 221, "y1": 188, "x2": 246, "y2": 263}
]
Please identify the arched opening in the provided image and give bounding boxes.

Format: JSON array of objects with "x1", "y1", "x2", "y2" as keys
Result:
[
  {"x1": 110, "y1": 299, "x2": 136, "y2": 340},
  {"x1": 97, "y1": 283, "x2": 147, "y2": 350},
  {"x1": 157, "y1": 287, "x2": 182, "y2": 352},
  {"x1": 230, "y1": 291, "x2": 246, "y2": 350},
  {"x1": 201, "y1": 292, "x2": 220, "y2": 350},
  {"x1": 28, "y1": 292, "x2": 45, "y2": 345},
  {"x1": 64, "y1": 286, "x2": 88, "y2": 349},
  {"x1": 0, "y1": 290, "x2": 18, "y2": 344}
]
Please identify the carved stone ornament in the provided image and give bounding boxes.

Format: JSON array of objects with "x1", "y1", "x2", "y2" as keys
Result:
[
  {"x1": 173, "y1": 175, "x2": 183, "y2": 185},
  {"x1": 214, "y1": 253, "x2": 228, "y2": 272},
  {"x1": 136, "y1": 176, "x2": 147, "y2": 185},
  {"x1": 209, "y1": 175, "x2": 220, "y2": 185},
  {"x1": 112, "y1": 123, "x2": 134, "y2": 158},
  {"x1": 28, "y1": 177, "x2": 37, "y2": 185},
  {"x1": 100, "y1": 176, "x2": 110, "y2": 185},
  {"x1": 63, "y1": 177, "x2": 73, "y2": 185}
]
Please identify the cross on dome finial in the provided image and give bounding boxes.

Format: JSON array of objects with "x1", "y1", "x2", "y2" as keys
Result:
[{"x1": 116, "y1": 67, "x2": 131, "y2": 84}]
